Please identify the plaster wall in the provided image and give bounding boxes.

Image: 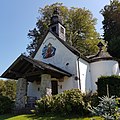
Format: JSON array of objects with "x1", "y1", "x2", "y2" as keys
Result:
[
  {"x1": 34, "y1": 32, "x2": 79, "y2": 90},
  {"x1": 27, "y1": 81, "x2": 41, "y2": 99},
  {"x1": 34, "y1": 32, "x2": 77, "y2": 76},
  {"x1": 90, "y1": 60, "x2": 119, "y2": 92},
  {"x1": 79, "y1": 59, "x2": 92, "y2": 93},
  {"x1": 58, "y1": 76, "x2": 79, "y2": 93}
]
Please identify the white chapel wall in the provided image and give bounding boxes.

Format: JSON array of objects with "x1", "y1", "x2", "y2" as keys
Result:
[
  {"x1": 34, "y1": 32, "x2": 77, "y2": 75},
  {"x1": 58, "y1": 77, "x2": 72, "y2": 93},
  {"x1": 79, "y1": 58, "x2": 92, "y2": 93},
  {"x1": 27, "y1": 81, "x2": 41, "y2": 99},
  {"x1": 34, "y1": 32, "x2": 79, "y2": 90},
  {"x1": 90, "y1": 60, "x2": 119, "y2": 92},
  {"x1": 49, "y1": 77, "x2": 78, "y2": 94}
]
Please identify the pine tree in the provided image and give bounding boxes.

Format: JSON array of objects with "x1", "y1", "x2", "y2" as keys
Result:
[{"x1": 91, "y1": 96, "x2": 118, "y2": 120}]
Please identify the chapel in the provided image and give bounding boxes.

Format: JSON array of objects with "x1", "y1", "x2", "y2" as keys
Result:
[{"x1": 1, "y1": 8, "x2": 119, "y2": 109}]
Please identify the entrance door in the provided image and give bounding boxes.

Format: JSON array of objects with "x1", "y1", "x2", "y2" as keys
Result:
[{"x1": 51, "y1": 81, "x2": 58, "y2": 95}]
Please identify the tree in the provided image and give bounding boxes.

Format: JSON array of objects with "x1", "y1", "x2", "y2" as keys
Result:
[
  {"x1": 27, "y1": 3, "x2": 100, "y2": 56},
  {"x1": 101, "y1": 0, "x2": 120, "y2": 58},
  {"x1": 0, "y1": 79, "x2": 16, "y2": 101},
  {"x1": 4, "y1": 80, "x2": 16, "y2": 100},
  {"x1": 91, "y1": 96, "x2": 118, "y2": 120},
  {"x1": 0, "y1": 80, "x2": 5, "y2": 95}
]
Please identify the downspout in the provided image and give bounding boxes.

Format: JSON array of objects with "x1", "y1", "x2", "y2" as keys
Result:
[{"x1": 77, "y1": 55, "x2": 81, "y2": 89}]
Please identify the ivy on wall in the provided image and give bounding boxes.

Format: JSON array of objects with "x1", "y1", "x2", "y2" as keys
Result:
[{"x1": 96, "y1": 75, "x2": 120, "y2": 97}]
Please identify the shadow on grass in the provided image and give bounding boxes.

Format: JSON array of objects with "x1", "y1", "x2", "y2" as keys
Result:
[
  {"x1": 0, "y1": 114, "x2": 16, "y2": 120},
  {"x1": 26, "y1": 114, "x2": 83, "y2": 120},
  {"x1": 0, "y1": 114, "x2": 102, "y2": 120}
]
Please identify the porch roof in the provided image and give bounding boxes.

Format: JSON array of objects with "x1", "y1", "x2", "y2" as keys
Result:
[{"x1": 1, "y1": 55, "x2": 72, "y2": 81}]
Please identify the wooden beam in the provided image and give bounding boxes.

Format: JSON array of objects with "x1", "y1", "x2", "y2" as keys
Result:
[
  {"x1": 23, "y1": 71, "x2": 42, "y2": 77},
  {"x1": 23, "y1": 66, "x2": 36, "y2": 74},
  {"x1": 20, "y1": 62, "x2": 30, "y2": 73},
  {"x1": 9, "y1": 70, "x2": 22, "y2": 78}
]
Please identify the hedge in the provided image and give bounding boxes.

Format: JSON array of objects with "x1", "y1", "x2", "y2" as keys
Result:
[{"x1": 97, "y1": 75, "x2": 120, "y2": 97}]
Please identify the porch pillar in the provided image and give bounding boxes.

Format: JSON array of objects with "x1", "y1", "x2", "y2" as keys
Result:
[
  {"x1": 15, "y1": 78, "x2": 27, "y2": 109},
  {"x1": 40, "y1": 74, "x2": 52, "y2": 97}
]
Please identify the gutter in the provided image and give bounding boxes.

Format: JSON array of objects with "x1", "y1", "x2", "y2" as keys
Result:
[{"x1": 77, "y1": 55, "x2": 81, "y2": 89}]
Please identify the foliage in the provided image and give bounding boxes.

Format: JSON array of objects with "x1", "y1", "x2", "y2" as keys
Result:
[
  {"x1": 101, "y1": 0, "x2": 120, "y2": 58},
  {"x1": 27, "y1": 3, "x2": 100, "y2": 56},
  {"x1": 83, "y1": 92, "x2": 99, "y2": 108},
  {"x1": 35, "y1": 95, "x2": 54, "y2": 113},
  {"x1": 0, "y1": 95, "x2": 13, "y2": 114},
  {"x1": 97, "y1": 75, "x2": 120, "y2": 97},
  {"x1": 91, "y1": 96, "x2": 118, "y2": 120},
  {"x1": 35, "y1": 89, "x2": 92, "y2": 116},
  {"x1": 53, "y1": 89, "x2": 85, "y2": 115},
  {"x1": 0, "y1": 80, "x2": 5, "y2": 95},
  {"x1": 107, "y1": 36, "x2": 120, "y2": 58},
  {"x1": 0, "y1": 79, "x2": 16, "y2": 101}
]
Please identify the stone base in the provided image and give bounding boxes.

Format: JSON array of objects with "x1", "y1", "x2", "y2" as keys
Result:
[
  {"x1": 15, "y1": 78, "x2": 27, "y2": 109},
  {"x1": 40, "y1": 74, "x2": 52, "y2": 97}
]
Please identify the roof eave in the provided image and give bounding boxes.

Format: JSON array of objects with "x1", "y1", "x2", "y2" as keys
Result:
[
  {"x1": 1, "y1": 55, "x2": 72, "y2": 80},
  {"x1": 90, "y1": 57, "x2": 115, "y2": 63}
]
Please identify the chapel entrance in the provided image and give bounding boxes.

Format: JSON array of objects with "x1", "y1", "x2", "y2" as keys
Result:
[{"x1": 51, "y1": 81, "x2": 58, "y2": 95}]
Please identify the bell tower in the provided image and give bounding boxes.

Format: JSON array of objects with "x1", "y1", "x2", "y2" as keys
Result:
[{"x1": 50, "y1": 8, "x2": 66, "y2": 41}]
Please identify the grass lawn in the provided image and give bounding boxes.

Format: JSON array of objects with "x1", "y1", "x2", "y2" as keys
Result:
[{"x1": 0, "y1": 114, "x2": 103, "y2": 120}]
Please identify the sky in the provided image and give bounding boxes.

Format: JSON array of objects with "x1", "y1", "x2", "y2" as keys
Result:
[{"x1": 0, "y1": 0, "x2": 110, "y2": 78}]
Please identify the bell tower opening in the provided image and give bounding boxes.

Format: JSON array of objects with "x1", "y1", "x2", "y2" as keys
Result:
[
  {"x1": 50, "y1": 8, "x2": 66, "y2": 41},
  {"x1": 51, "y1": 26, "x2": 57, "y2": 33}
]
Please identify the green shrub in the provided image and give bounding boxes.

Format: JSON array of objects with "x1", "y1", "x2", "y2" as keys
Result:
[
  {"x1": 53, "y1": 89, "x2": 85, "y2": 115},
  {"x1": 90, "y1": 92, "x2": 99, "y2": 107},
  {"x1": 83, "y1": 92, "x2": 99, "y2": 116},
  {"x1": 35, "y1": 95, "x2": 54, "y2": 114},
  {"x1": 0, "y1": 95, "x2": 13, "y2": 114},
  {"x1": 35, "y1": 89, "x2": 91, "y2": 116}
]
